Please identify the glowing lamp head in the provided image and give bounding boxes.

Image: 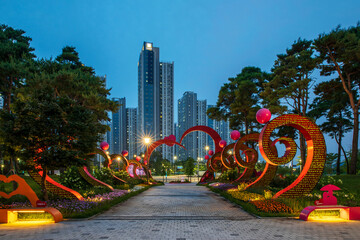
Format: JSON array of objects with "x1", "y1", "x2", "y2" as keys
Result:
[
  {"x1": 230, "y1": 130, "x2": 241, "y2": 141},
  {"x1": 219, "y1": 140, "x2": 227, "y2": 148},
  {"x1": 121, "y1": 150, "x2": 129, "y2": 157},
  {"x1": 100, "y1": 141, "x2": 109, "y2": 151},
  {"x1": 143, "y1": 137, "x2": 151, "y2": 145},
  {"x1": 208, "y1": 150, "x2": 214, "y2": 156},
  {"x1": 256, "y1": 108, "x2": 271, "y2": 124}
]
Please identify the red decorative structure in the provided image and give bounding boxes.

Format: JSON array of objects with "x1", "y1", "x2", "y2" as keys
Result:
[
  {"x1": 100, "y1": 141, "x2": 109, "y2": 151},
  {"x1": 144, "y1": 139, "x2": 184, "y2": 165},
  {"x1": 259, "y1": 114, "x2": 326, "y2": 198},
  {"x1": 199, "y1": 170, "x2": 215, "y2": 183},
  {"x1": 208, "y1": 150, "x2": 214, "y2": 156},
  {"x1": 28, "y1": 168, "x2": 83, "y2": 200},
  {"x1": 180, "y1": 126, "x2": 222, "y2": 153},
  {"x1": 299, "y1": 184, "x2": 360, "y2": 221},
  {"x1": 0, "y1": 175, "x2": 63, "y2": 223},
  {"x1": 121, "y1": 150, "x2": 129, "y2": 157},
  {"x1": 256, "y1": 108, "x2": 271, "y2": 124},
  {"x1": 79, "y1": 166, "x2": 114, "y2": 190},
  {"x1": 315, "y1": 184, "x2": 341, "y2": 206},
  {"x1": 219, "y1": 140, "x2": 227, "y2": 148},
  {"x1": 230, "y1": 130, "x2": 241, "y2": 141}
]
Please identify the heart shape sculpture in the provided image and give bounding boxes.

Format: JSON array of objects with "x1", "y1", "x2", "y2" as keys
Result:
[{"x1": 0, "y1": 175, "x2": 39, "y2": 207}]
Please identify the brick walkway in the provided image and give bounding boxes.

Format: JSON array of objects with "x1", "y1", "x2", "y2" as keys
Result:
[{"x1": 1, "y1": 183, "x2": 360, "y2": 240}]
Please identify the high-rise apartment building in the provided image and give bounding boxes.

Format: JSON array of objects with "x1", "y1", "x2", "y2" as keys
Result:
[
  {"x1": 138, "y1": 42, "x2": 161, "y2": 147},
  {"x1": 197, "y1": 100, "x2": 207, "y2": 159},
  {"x1": 126, "y1": 108, "x2": 137, "y2": 159},
  {"x1": 111, "y1": 97, "x2": 127, "y2": 154},
  {"x1": 160, "y1": 62, "x2": 174, "y2": 161},
  {"x1": 206, "y1": 105, "x2": 231, "y2": 151},
  {"x1": 0, "y1": 96, "x2": 3, "y2": 109},
  {"x1": 178, "y1": 92, "x2": 198, "y2": 160}
]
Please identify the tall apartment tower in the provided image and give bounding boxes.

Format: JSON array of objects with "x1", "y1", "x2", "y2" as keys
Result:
[
  {"x1": 111, "y1": 97, "x2": 127, "y2": 154},
  {"x1": 138, "y1": 42, "x2": 161, "y2": 148},
  {"x1": 178, "y1": 91, "x2": 198, "y2": 160},
  {"x1": 126, "y1": 108, "x2": 137, "y2": 159},
  {"x1": 197, "y1": 100, "x2": 207, "y2": 160},
  {"x1": 160, "y1": 62, "x2": 174, "y2": 161},
  {"x1": 0, "y1": 97, "x2": 3, "y2": 109},
  {"x1": 206, "y1": 105, "x2": 231, "y2": 151}
]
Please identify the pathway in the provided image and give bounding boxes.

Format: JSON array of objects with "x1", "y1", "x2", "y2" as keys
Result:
[{"x1": 1, "y1": 183, "x2": 360, "y2": 240}]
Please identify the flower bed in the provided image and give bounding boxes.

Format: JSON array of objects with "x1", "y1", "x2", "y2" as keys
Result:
[
  {"x1": 209, "y1": 182, "x2": 237, "y2": 191},
  {"x1": 250, "y1": 199, "x2": 294, "y2": 213},
  {"x1": 0, "y1": 185, "x2": 155, "y2": 218},
  {"x1": 227, "y1": 189, "x2": 265, "y2": 201}
]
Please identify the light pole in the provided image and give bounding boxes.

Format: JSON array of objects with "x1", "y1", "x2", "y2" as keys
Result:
[
  {"x1": 173, "y1": 156, "x2": 177, "y2": 175},
  {"x1": 143, "y1": 136, "x2": 152, "y2": 183}
]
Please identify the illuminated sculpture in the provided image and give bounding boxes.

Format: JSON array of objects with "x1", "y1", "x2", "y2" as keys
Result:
[
  {"x1": 300, "y1": 184, "x2": 360, "y2": 221},
  {"x1": 258, "y1": 114, "x2": 326, "y2": 198},
  {"x1": 143, "y1": 138, "x2": 185, "y2": 182},
  {"x1": 0, "y1": 175, "x2": 63, "y2": 223}
]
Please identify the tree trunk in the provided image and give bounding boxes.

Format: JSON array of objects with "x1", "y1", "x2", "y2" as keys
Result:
[
  {"x1": 299, "y1": 134, "x2": 306, "y2": 169},
  {"x1": 41, "y1": 166, "x2": 49, "y2": 201},
  {"x1": 337, "y1": 132, "x2": 342, "y2": 175},
  {"x1": 350, "y1": 108, "x2": 359, "y2": 174},
  {"x1": 340, "y1": 145, "x2": 350, "y2": 174}
]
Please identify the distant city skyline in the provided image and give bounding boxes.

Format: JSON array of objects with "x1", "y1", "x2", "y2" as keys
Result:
[{"x1": 1, "y1": 1, "x2": 358, "y2": 152}]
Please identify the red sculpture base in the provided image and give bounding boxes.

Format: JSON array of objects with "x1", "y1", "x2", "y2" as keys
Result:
[{"x1": 299, "y1": 205, "x2": 360, "y2": 221}]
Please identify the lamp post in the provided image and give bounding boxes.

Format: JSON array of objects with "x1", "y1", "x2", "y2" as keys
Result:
[
  {"x1": 117, "y1": 157, "x2": 121, "y2": 171},
  {"x1": 143, "y1": 137, "x2": 152, "y2": 183},
  {"x1": 173, "y1": 156, "x2": 177, "y2": 175}
]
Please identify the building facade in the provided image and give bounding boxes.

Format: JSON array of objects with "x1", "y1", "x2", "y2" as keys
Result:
[
  {"x1": 197, "y1": 100, "x2": 207, "y2": 160},
  {"x1": 206, "y1": 105, "x2": 231, "y2": 152},
  {"x1": 126, "y1": 108, "x2": 137, "y2": 159},
  {"x1": 137, "y1": 42, "x2": 161, "y2": 148},
  {"x1": 160, "y1": 62, "x2": 174, "y2": 161},
  {"x1": 178, "y1": 91, "x2": 198, "y2": 160},
  {"x1": 111, "y1": 97, "x2": 127, "y2": 154}
]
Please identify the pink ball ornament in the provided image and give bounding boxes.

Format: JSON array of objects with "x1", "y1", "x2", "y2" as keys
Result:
[
  {"x1": 256, "y1": 108, "x2": 271, "y2": 124},
  {"x1": 100, "y1": 141, "x2": 109, "y2": 151},
  {"x1": 121, "y1": 150, "x2": 129, "y2": 157},
  {"x1": 136, "y1": 156, "x2": 141, "y2": 161},
  {"x1": 230, "y1": 130, "x2": 241, "y2": 141},
  {"x1": 204, "y1": 155, "x2": 209, "y2": 160},
  {"x1": 219, "y1": 140, "x2": 227, "y2": 148},
  {"x1": 208, "y1": 150, "x2": 214, "y2": 156}
]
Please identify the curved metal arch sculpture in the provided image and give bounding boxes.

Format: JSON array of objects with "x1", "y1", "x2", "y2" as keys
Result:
[
  {"x1": 143, "y1": 139, "x2": 185, "y2": 182},
  {"x1": 259, "y1": 114, "x2": 326, "y2": 198},
  {"x1": 180, "y1": 125, "x2": 222, "y2": 153}
]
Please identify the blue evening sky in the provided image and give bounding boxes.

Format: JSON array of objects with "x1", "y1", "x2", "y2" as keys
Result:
[{"x1": 1, "y1": 0, "x2": 359, "y2": 153}]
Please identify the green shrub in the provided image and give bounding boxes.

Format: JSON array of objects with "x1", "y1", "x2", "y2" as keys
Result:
[
  {"x1": 218, "y1": 168, "x2": 239, "y2": 182},
  {"x1": 315, "y1": 175, "x2": 343, "y2": 190},
  {"x1": 270, "y1": 175, "x2": 298, "y2": 188},
  {"x1": 59, "y1": 166, "x2": 91, "y2": 190}
]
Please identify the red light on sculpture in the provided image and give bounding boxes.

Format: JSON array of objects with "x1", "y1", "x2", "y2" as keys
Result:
[
  {"x1": 219, "y1": 140, "x2": 227, "y2": 148},
  {"x1": 230, "y1": 130, "x2": 241, "y2": 140},
  {"x1": 204, "y1": 155, "x2": 209, "y2": 160},
  {"x1": 208, "y1": 150, "x2": 214, "y2": 156},
  {"x1": 100, "y1": 141, "x2": 109, "y2": 151},
  {"x1": 121, "y1": 150, "x2": 129, "y2": 157},
  {"x1": 136, "y1": 156, "x2": 141, "y2": 161},
  {"x1": 256, "y1": 108, "x2": 271, "y2": 124}
]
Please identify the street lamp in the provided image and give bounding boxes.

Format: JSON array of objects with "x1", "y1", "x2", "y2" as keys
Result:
[
  {"x1": 143, "y1": 136, "x2": 152, "y2": 183},
  {"x1": 205, "y1": 146, "x2": 209, "y2": 151},
  {"x1": 173, "y1": 156, "x2": 177, "y2": 175}
]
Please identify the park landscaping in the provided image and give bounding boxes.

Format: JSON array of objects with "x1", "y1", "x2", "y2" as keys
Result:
[{"x1": 204, "y1": 174, "x2": 360, "y2": 217}]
